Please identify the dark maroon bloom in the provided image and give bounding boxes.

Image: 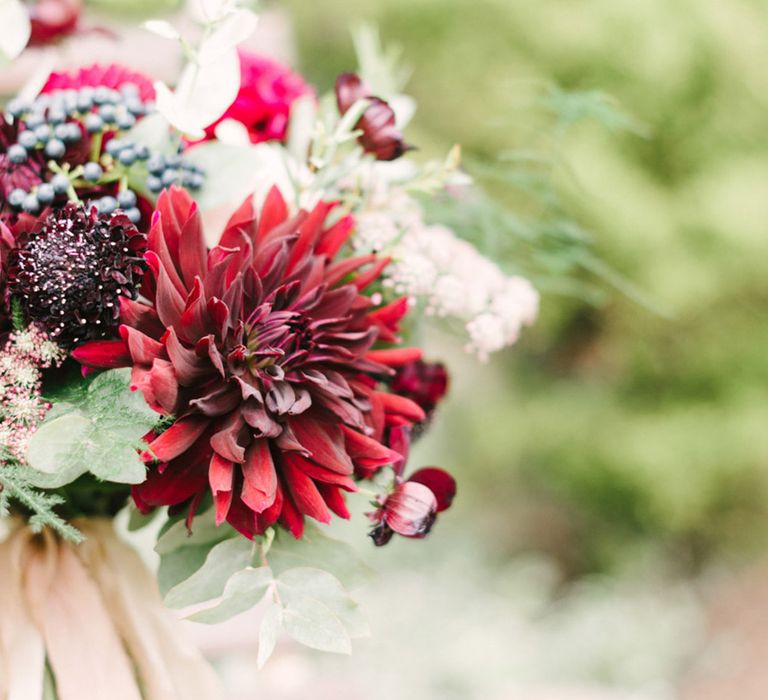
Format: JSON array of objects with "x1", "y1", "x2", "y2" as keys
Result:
[
  {"x1": 28, "y1": 0, "x2": 82, "y2": 46},
  {"x1": 0, "y1": 221, "x2": 14, "y2": 332},
  {"x1": 335, "y1": 73, "x2": 412, "y2": 161},
  {"x1": 392, "y1": 359, "x2": 449, "y2": 418},
  {"x1": 74, "y1": 186, "x2": 428, "y2": 539},
  {"x1": 7, "y1": 203, "x2": 146, "y2": 347},
  {"x1": 203, "y1": 51, "x2": 313, "y2": 144},
  {"x1": 369, "y1": 466, "x2": 456, "y2": 546}
]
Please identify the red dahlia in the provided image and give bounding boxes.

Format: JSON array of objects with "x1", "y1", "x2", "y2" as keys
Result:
[{"x1": 74, "y1": 186, "x2": 427, "y2": 539}]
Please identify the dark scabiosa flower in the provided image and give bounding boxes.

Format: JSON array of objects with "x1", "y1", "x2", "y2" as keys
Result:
[
  {"x1": 7, "y1": 203, "x2": 146, "y2": 347},
  {"x1": 335, "y1": 73, "x2": 412, "y2": 162},
  {"x1": 204, "y1": 51, "x2": 314, "y2": 144},
  {"x1": 369, "y1": 467, "x2": 456, "y2": 546},
  {"x1": 73, "y1": 186, "x2": 429, "y2": 539}
]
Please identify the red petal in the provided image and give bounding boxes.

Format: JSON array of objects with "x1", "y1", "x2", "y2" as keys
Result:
[
  {"x1": 288, "y1": 416, "x2": 354, "y2": 474},
  {"x1": 366, "y1": 347, "x2": 422, "y2": 367},
  {"x1": 341, "y1": 425, "x2": 401, "y2": 470},
  {"x1": 287, "y1": 200, "x2": 334, "y2": 273},
  {"x1": 209, "y1": 453, "x2": 234, "y2": 525},
  {"x1": 278, "y1": 485, "x2": 305, "y2": 539},
  {"x1": 241, "y1": 440, "x2": 278, "y2": 513},
  {"x1": 317, "y1": 483, "x2": 350, "y2": 519},
  {"x1": 142, "y1": 416, "x2": 209, "y2": 462},
  {"x1": 148, "y1": 358, "x2": 178, "y2": 414},
  {"x1": 71, "y1": 339, "x2": 131, "y2": 368},
  {"x1": 316, "y1": 215, "x2": 355, "y2": 258},
  {"x1": 376, "y1": 392, "x2": 426, "y2": 423},
  {"x1": 408, "y1": 467, "x2": 456, "y2": 513},
  {"x1": 256, "y1": 186, "x2": 289, "y2": 244},
  {"x1": 354, "y1": 256, "x2": 391, "y2": 290},
  {"x1": 282, "y1": 458, "x2": 331, "y2": 524},
  {"x1": 120, "y1": 326, "x2": 165, "y2": 365},
  {"x1": 210, "y1": 415, "x2": 246, "y2": 463}
]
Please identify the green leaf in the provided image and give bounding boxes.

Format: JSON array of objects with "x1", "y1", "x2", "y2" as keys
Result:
[
  {"x1": 276, "y1": 567, "x2": 369, "y2": 639},
  {"x1": 280, "y1": 595, "x2": 352, "y2": 655},
  {"x1": 257, "y1": 602, "x2": 282, "y2": 669},
  {"x1": 164, "y1": 537, "x2": 256, "y2": 609},
  {"x1": 155, "y1": 507, "x2": 228, "y2": 555},
  {"x1": 187, "y1": 567, "x2": 273, "y2": 624},
  {"x1": 267, "y1": 523, "x2": 373, "y2": 591},
  {"x1": 158, "y1": 544, "x2": 212, "y2": 597},
  {"x1": 184, "y1": 142, "x2": 266, "y2": 211},
  {"x1": 25, "y1": 368, "x2": 159, "y2": 488},
  {"x1": 24, "y1": 413, "x2": 92, "y2": 486}
]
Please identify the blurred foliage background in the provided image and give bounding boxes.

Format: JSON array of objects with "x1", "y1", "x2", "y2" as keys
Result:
[{"x1": 280, "y1": 0, "x2": 768, "y2": 576}]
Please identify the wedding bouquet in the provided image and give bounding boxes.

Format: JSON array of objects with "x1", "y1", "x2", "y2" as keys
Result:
[{"x1": 0, "y1": 2, "x2": 544, "y2": 697}]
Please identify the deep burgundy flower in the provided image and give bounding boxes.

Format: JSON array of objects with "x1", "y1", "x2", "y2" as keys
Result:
[
  {"x1": 42, "y1": 64, "x2": 156, "y2": 102},
  {"x1": 369, "y1": 466, "x2": 456, "y2": 546},
  {"x1": 28, "y1": 0, "x2": 82, "y2": 46},
  {"x1": 0, "y1": 221, "x2": 15, "y2": 332},
  {"x1": 74, "y1": 186, "x2": 428, "y2": 539},
  {"x1": 204, "y1": 51, "x2": 313, "y2": 144},
  {"x1": 7, "y1": 203, "x2": 146, "y2": 347},
  {"x1": 392, "y1": 359, "x2": 449, "y2": 418},
  {"x1": 335, "y1": 73, "x2": 412, "y2": 161}
]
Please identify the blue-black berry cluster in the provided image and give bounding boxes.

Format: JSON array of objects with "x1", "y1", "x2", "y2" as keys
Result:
[{"x1": 4, "y1": 82, "x2": 205, "y2": 219}]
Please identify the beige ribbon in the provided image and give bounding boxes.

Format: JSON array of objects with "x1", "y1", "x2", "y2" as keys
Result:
[{"x1": 0, "y1": 519, "x2": 224, "y2": 700}]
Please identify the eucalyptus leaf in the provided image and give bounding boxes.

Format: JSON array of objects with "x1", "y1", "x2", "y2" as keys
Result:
[
  {"x1": 25, "y1": 369, "x2": 158, "y2": 488},
  {"x1": 257, "y1": 602, "x2": 282, "y2": 669},
  {"x1": 281, "y1": 596, "x2": 352, "y2": 655},
  {"x1": 24, "y1": 413, "x2": 91, "y2": 487},
  {"x1": 164, "y1": 536, "x2": 255, "y2": 609},
  {"x1": 158, "y1": 544, "x2": 213, "y2": 598},
  {"x1": 155, "y1": 507, "x2": 228, "y2": 554},
  {"x1": 187, "y1": 567, "x2": 273, "y2": 624},
  {"x1": 276, "y1": 567, "x2": 369, "y2": 639},
  {"x1": 267, "y1": 523, "x2": 373, "y2": 591}
]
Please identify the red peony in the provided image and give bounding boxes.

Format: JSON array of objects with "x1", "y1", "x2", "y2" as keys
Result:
[
  {"x1": 42, "y1": 64, "x2": 156, "y2": 102},
  {"x1": 335, "y1": 73, "x2": 412, "y2": 161},
  {"x1": 204, "y1": 51, "x2": 313, "y2": 144},
  {"x1": 74, "y1": 186, "x2": 428, "y2": 539}
]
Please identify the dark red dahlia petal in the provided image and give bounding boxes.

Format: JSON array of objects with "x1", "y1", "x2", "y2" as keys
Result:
[
  {"x1": 241, "y1": 440, "x2": 278, "y2": 514},
  {"x1": 142, "y1": 416, "x2": 209, "y2": 463},
  {"x1": 210, "y1": 453, "x2": 235, "y2": 525},
  {"x1": 71, "y1": 339, "x2": 131, "y2": 368},
  {"x1": 282, "y1": 457, "x2": 332, "y2": 524}
]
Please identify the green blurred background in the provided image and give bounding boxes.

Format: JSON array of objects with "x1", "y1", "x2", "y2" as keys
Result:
[
  {"x1": 280, "y1": 0, "x2": 768, "y2": 574},
  {"x1": 255, "y1": 1, "x2": 768, "y2": 697}
]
